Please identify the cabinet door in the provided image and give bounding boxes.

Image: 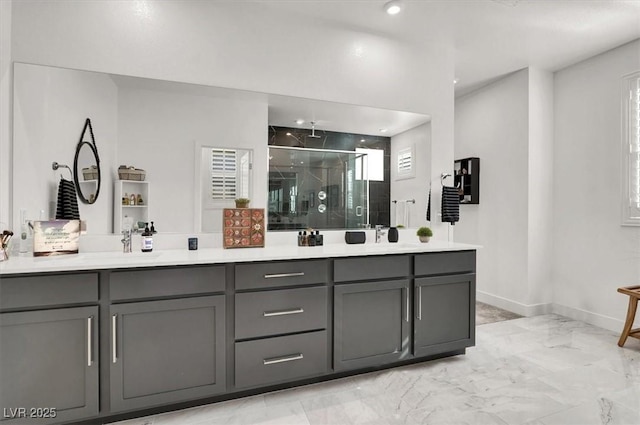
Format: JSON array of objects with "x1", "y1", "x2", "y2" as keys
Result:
[
  {"x1": 109, "y1": 296, "x2": 225, "y2": 412},
  {"x1": 414, "y1": 274, "x2": 476, "y2": 357},
  {"x1": 334, "y1": 280, "x2": 410, "y2": 372},
  {"x1": 0, "y1": 306, "x2": 98, "y2": 424}
]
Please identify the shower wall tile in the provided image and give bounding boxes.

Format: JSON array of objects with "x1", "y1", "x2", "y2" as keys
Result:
[{"x1": 270, "y1": 126, "x2": 391, "y2": 226}]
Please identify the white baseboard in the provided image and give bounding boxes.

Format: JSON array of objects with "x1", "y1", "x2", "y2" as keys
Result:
[
  {"x1": 550, "y1": 303, "x2": 627, "y2": 334},
  {"x1": 477, "y1": 290, "x2": 630, "y2": 334},
  {"x1": 476, "y1": 290, "x2": 552, "y2": 317}
]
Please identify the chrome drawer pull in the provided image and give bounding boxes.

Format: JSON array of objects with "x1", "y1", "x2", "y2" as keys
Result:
[
  {"x1": 263, "y1": 353, "x2": 304, "y2": 365},
  {"x1": 263, "y1": 308, "x2": 304, "y2": 317},
  {"x1": 417, "y1": 286, "x2": 422, "y2": 320},
  {"x1": 112, "y1": 314, "x2": 117, "y2": 364},
  {"x1": 404, "y1": 287, "x2": 409, "y2": 323},
  {"x1": 87, "y1": 316, "x2": 93, "y2": 367},
  {"x1": 263, "y1": 272, "x2": 305, "y2": 279}
]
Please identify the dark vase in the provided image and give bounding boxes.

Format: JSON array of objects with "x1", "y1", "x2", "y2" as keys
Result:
[{"x1": 388, "y1": 227, "x2": 399, "y2": 243}]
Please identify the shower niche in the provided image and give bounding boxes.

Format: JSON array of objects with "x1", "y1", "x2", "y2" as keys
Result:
[{"x1": 268, "y1": 146, "x2": 369, "y2": 230}]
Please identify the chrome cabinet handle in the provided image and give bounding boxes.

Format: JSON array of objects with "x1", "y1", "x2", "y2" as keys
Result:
[
  {"x1": 263, "y1": 353, "x2": 304, "y2": 365},
  {"x1": 263, "y1": 308, "x2": 304, "y2": 317},
  {"x1": 264, "y1": 272, "x2": 305, "y2": 279},
  {"x1": 417, "y1": 286, "x2": 422, "y2": 320},
  {"x1": 112, "y1": 314, "x2": 117, "y2": 364},
  {"x1": 404, "y1": 287, "x2": 409, "y2": 323},
  {"x1": 355, "y1": 206, "x2": 363, "y2": 217},
  {"x1": 87, "y1": 316, "x2": 93, "y2": 366}
]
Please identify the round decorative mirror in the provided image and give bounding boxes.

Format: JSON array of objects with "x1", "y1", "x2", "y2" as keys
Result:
[{"x1": 73, "y1": 119, "x2": 101, "y2": 204}]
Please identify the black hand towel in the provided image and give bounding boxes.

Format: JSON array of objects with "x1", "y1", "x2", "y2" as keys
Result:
[
  {"x1": 441, "y1": 186, "x2": 459, "y2": 224},
  {"x1": 426, "y1": 188, "x2": 431, "y2": 221},
  {"x1": 56, "y1": 178, "x2": 81, "y2": 220}
]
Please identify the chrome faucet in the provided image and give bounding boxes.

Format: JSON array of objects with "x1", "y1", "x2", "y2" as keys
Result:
[
  {"x1": 121, "y1": 229, "x2": 132, "y2": 253},
  {"x1": 375, "y1": 225, "x2": 386, "y2": 243}
]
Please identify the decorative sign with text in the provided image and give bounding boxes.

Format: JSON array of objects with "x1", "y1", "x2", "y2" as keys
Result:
[{"x1": 33, "y1": 220, "x2": 80, "y2": 257}]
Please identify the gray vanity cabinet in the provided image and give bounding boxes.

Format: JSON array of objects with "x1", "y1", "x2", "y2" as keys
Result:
[
  {"x1": 413, "y1": 251, "x2": 476, "y2": 357},
  {"x1": 0, "y1": 273, "x2": 99, "y2": 425},
  {"x1": 333, "y1": 279, "x2": 411, "y2": 371},
  {"x1": 0, "y1": 306, "x2": 99, "y2": 424},
  {"x1": 333, "y1": 255, "x2": 412, "y2": 371},
  {"x1": 109, "y1": 295, "x2": 226, "y2": 412},
  {"x1": 233, "y1": 260, "x2": 330, "y2": 389},
  {"x1": 413, "y1": 274, "x2": 476, "y2": 356}
]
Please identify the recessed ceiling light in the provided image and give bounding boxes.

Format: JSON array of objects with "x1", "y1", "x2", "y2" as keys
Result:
[
  {"x1": 295, "y1": 119, "x2": 304, "y2": 125},
  {"x1": 379, "y1": 128, "x2": 388, "y2": 133},
  {"x1": 384, "y1": 0, "x2": 402, "y2": 15},
  {"x1": 453, "y1": 78, "x2": 459, "y2": 84}
]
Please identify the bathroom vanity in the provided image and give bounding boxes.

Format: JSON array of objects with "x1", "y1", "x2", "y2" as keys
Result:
[{"x1": 0, "y1": 242, "x2": 477, "y2": 424}]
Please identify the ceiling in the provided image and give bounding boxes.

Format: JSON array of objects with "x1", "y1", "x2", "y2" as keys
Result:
[{"x1": 259, "y1": 0, "x2": 640, "y2": 96}]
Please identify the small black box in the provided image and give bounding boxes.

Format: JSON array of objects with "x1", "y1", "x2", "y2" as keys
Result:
[{"x1": 344, "y1": 231, "x2": 366, "y2": 244}]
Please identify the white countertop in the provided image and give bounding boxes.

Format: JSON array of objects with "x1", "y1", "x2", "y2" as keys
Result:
[{"x1": 0, "y1": 240, "x2": 480, "y2": 275}]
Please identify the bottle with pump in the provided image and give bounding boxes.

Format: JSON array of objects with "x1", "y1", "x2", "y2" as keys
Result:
[{"x1": 141, "y1": 223, "x2": 153, "y2": 252}]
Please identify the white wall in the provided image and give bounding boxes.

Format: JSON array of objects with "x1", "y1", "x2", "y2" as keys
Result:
[
  {"x1": 455, "y1": 69, "x2": 532, "y2": 311},
  {"x1": 12, "y1": 63, "x2": 117, "y2": 233},
  {"x1": 455, "y1": 40, "x2": 640, "y2": 330},
  {"x1": 390, "y1": 123, "x2": 431, "y2": 230},
  {"x1": 10, "y1": 1, "x2": 448, "y2": 115},
  {"x1": 117, "y1": 87, "x2": 267, "y2": 233},
  {"x1": 0, "y1": 0, "x2": 11, "y2": 229},
  {"x1": 553, "y1": 39, "x2": 640, "y2": 330},
  {"x1": 527, "y1": 68, "x2": 554, "y2": 306}
]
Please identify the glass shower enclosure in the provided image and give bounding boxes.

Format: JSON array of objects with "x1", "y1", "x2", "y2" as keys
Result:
[{"x1": 268, "y1": 146, "x2": 369, "y2": 230}]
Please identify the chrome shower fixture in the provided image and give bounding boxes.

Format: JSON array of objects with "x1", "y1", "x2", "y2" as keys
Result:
[{"x1": 308, "y1": 121, "x2": 321, "y2": 139}]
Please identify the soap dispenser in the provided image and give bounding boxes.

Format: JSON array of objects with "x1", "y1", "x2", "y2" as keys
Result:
[{"x1": 141, "y1": 223, "x2": 153, "y2": 252}]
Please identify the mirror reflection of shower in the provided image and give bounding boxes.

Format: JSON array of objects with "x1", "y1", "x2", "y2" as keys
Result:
[{"x1": 268, "y1": 146, "x2": 369, "y2": 230}]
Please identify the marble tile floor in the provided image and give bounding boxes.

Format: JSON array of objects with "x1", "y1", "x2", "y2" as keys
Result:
[{"x1": 111, "y1": 314, "x2": 640, "y2": 425}]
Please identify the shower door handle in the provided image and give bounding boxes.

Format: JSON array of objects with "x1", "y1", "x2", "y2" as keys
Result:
[{"x1": 355, "y1": 206, "x2": 363, "y2": 217}]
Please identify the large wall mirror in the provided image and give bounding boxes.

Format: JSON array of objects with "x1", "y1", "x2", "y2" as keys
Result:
[{"x1": 12, "y1": 62, "x2": 430, "y2": 235}]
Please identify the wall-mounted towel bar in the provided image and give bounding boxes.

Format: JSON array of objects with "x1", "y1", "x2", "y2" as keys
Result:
[{"x1": 392, "y1": 199, "x2": 415, "y2": 227}]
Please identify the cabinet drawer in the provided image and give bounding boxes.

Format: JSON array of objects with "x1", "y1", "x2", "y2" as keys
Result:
[
  {"x1": 235, "y1": 286, "x2": 327, "y2": 339},
  {"x1": 110, "y1": 266, "x2": 225, "y2": 301},
  {"x1": 0, "y1": 273, "x2": 98, "y2": 310},
  {"x1": 334, "y1": 255, "x2": 410, "y2": 283},
  {"x1": 235, "y1": 330, "x2": 327, "y2": 389},
  {"x1": 414, "y1": 251, "x2": 476, "y2": 276},
  {"x1": 235, "y1": 260, "x2": 328, "y2": 290}
]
